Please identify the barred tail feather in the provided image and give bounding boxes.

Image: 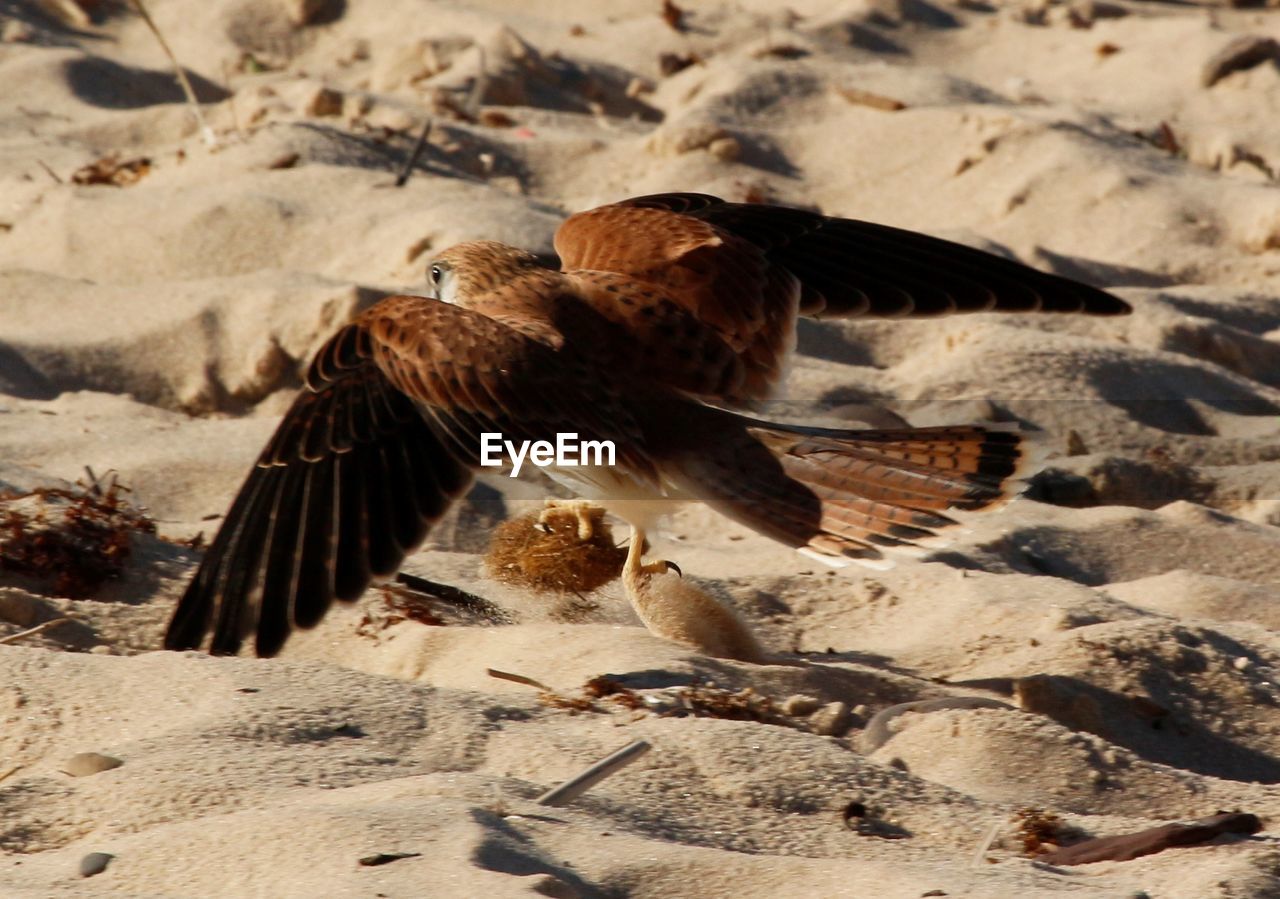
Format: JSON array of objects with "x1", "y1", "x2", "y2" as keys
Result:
[{"x1": 674, "y1": 420, "x2": 1045, "y2": 569}]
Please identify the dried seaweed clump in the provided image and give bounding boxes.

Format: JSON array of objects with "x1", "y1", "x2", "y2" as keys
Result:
[
  {"x1": 1012, "y1": 807, "x2": 1078, "y2": 856},
  {"x1": 583, "y1": 675, "x2": 646, "y2": 710},
  {"x1": 0, "y1": 478, "x2": 156, "y2": 598},
  {"x1": 485, "y1": 507, "x2": 626, "y2": 593},
  {"x1": 666, "y1": 684, "x2": 792, "y2": 726},
  {"x1": 71, "y1": 155, "x2": 151, "y2": 187},
  {"x1": 527, "y1": 675, "x2": 811, "y2": 732}
]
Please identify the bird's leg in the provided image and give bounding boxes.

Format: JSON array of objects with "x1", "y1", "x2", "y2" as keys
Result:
[
  {"x1": 623, "y1": 526, "x2": 681, "y2": 581},
  {"x1": 538, "y1": 499, "x2": 600, "y2": 541}
]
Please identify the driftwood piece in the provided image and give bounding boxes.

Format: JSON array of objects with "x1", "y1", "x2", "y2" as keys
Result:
[
  {"x1": 1040, "y1": 812, "x2": 1261, "y2": 866},
  {"x1": 1201, "y1": 36, "x2": 1279, "y2": 88}
]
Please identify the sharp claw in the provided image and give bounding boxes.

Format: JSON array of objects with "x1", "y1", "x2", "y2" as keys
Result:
[{"x1": 664, "y1": 561, "x2": 682, "y2": 577}]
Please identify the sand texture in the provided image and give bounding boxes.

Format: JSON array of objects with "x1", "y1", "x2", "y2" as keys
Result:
[{"x1": 2, "y1": 0, "x2": 1280, "y2": 896}]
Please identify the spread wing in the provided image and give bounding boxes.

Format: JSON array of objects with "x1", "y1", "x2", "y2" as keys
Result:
[
  {"x1": 165, "y1": 295, "x2": 653, "y2": 657},
  {"x1": 552, "y1": 193, "x2": 1131, "y2": 405}
]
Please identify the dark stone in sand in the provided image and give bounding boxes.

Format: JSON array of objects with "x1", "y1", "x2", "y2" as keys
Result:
[{"x1": 79, "y1": 852, "x2": 113, "y2": 877}]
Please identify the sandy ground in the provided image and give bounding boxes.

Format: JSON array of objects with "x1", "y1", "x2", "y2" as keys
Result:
[{"x1": 3, "y1": 0, "x2": 1280, "y2": 896}]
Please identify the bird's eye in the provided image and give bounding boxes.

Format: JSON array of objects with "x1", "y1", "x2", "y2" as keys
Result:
[{"x1": 430, "y1": 265, "x2": 442, "y2": 283}]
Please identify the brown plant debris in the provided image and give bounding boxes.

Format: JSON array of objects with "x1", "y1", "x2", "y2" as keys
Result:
[
  {"x1": 1012, "y1": 808, "x2": 1080, "y2": 856},
  {"x1": 663, "y1": 684, "x2": 791, "y2": 726},
  {"x1": 658, "y1": 52, "x2": 699, "y2": 77},
  {"x1": 485, "y1": 508, "x2": 626, "y2": 594},
  {"x1": 486, "y1": 668, "x2": 602, "y2": 715},
  {"x1": 835, "y1": 86, "x2": 907, "y2": 112},
  {"x1": 479, "y1": 109, "x2": 517, "y2": 128},
  {"x1": 1039, "y1": 812, "x2": 1261, "y2": 866},
  {"x1": 71, "y1": 155, "x2": 152, "y2": 187},
  {"x1": 367, "y1": 586, "x2": 445, "y2": 629},
  {"x1": 753, "y1": 44, "x2": 809, "y2": 60},
  {"x1": 538, "y1": 691, "x2": 598, "y2": 714},
  {"x1": 488, "y1": 668, "x2": 552, "y2": 691},
  {"x1": 361, "y1": 572, "x2": 511, "y2": 636},
  {"x1": 1153, "y1": 121, "x2": 1179, "y2": 155},
  {"x1": 0, "y1": 474, "x2": 156, "y2": 598},
  {"x1": 583, "y1": 675, "x2": 647, "y2": 710},
  {"x1": 660, "y1": 0, "x2": 686, "y2": 32},
  {"x1": 1201, "y1": 36, "x2": 1279, "y2": 89}
]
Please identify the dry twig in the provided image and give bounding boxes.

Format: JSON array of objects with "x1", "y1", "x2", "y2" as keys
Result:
[
  {"x1": 536, "y1": 739, "x2": 652, "y2": 806},
  {"x1": 130, "y1": 0, "x2": 218, "y2": 147},
  {"x1": 394, "y1": 119, "x2": 434, "y2": 187},
  {"x1": 0, "y1": 618, "x2": 71, "y2": 646},
  {"x1": 486, "y1": 668, "x2": 552, "y2": 692}
]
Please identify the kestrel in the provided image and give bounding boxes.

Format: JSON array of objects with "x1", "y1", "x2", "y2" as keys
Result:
[{"x1": 165, "y1": 192, "x2": 1130, "y2": 657}]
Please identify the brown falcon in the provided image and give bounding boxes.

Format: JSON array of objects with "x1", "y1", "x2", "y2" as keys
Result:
[{"x1": 165, "y1": 193, "x2": 1130, "y2": 657}]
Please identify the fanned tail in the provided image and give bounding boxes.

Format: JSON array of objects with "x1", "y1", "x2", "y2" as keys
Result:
[{"x1": 672, "y1": 418, "x2": 1043, "y2": 569}]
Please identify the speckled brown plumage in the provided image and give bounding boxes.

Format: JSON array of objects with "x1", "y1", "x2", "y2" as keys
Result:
[{"x1": 165, "y1": 192, "x2": 1130, "y2": 657}]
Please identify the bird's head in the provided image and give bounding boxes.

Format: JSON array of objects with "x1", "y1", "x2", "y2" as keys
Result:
[{"x1": 425, "y1": 240, "x2": 542, "y2": 307}]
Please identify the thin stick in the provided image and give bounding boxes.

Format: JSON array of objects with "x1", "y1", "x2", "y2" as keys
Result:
[
  {"x1": 486, "y1": 668, "x2": 552, "y2": 692},
  {"x1": 0, "y1": 618, "x2": 71, "y2": 646},
  {"x1": 129, "y1": 0, "x2": 218, "y2": 148},
  {"x1": 465, "y1": 47, "x2": 488, "y2": 119},
  {"x1": 221, "y1": 59, "x2": 244, "y2": 140},
  {"x1": 970, "y1": 820, "x2": 1002, "y2": 868},
  {"x1": 36, "y1": 160, "x2": 63, "y2": 184},
  {"x1": 536, "y1": 739, "x2": 652, "y2": 807},
  {"x1": 394, "y1": 119, "x2": 433, "y2": 187}
]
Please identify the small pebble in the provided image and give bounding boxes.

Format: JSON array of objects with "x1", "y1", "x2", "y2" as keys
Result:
[
  {"x1": 782, "y1": 694, "x2": 822, "y2": 716},
  {"x1": 810, "y1": 701, "x2": 851, "y2": 737},
  {"x1": 79, "y1": 852, "x2": 113, "y2": 877},
  {"x1": 305, "y1": 87, "x2": 344, "y2": 117},
  {"x1": 62, "y1": 753, "x2": 123, "y2": 777},
  {"x1": 645, "y1": 121, "x2": 730, "y2": 156},
  {"x1": 707, "y1": 137, "x2": 741, "y2": 162},
  {"x1": 1234, "y1": 656, "x2": 1251, "y2": 672},
  {"x1": 625, "y1": 77, "x2": 654, "y2": 99}
]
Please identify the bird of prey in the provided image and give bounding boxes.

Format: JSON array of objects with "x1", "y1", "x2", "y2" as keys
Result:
[{"x1": 165, "y1": 192, "x2": 1130, "y2": 658}]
